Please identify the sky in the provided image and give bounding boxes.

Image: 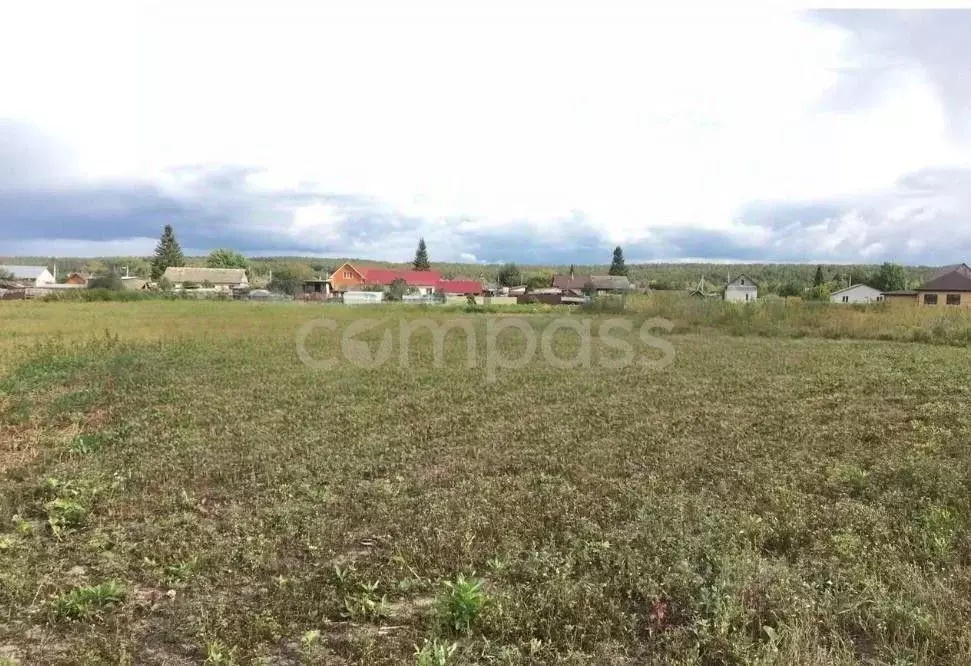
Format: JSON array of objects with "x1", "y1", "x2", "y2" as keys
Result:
[{"x1": 1, "y1": 2, "x2": 970, "y2": 264}]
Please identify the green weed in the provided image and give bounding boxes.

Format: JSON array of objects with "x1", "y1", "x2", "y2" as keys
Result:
[
  {"x1": 414, "y1": 638, "x2": 459, "y2": 665},
  {"x1": 52, "y1": 581, "x2": 125, "y2": 620},
  {"x1": 438, "y1": 574, "x2": 487, "y2": 634}
]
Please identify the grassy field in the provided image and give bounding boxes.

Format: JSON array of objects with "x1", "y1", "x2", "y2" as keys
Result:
[{"x1": 2, "y1": 300, "x2": 971, "y2": 664}]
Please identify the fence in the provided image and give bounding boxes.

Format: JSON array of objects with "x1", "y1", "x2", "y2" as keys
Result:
[{"x1": 0, "y1": 288, "x2": 27, "y2": 300}]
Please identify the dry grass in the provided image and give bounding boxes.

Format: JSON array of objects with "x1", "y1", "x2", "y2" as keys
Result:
[
  {"x1": 623, "y1": 292, "x2": 971, "y2": 345},
  {"x1": 1, "y1": 300, "x2": 970, "y2": 664}
]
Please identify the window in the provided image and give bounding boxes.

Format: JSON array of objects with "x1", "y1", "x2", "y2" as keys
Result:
[
  {"x1": 842, "y1": 296, "x2": 849, "y2": 303},
  {"x1": 877, "y1": 296, "x2": 883, "y2": 301},
  {"x1": 924, "y1": 294, "x2": 938, "y2": 305},
  {"x1": 344, "y1": 270, "x2": 353, "y2": 279},
  {"x1": 947, "y1": 294, "x2": 961, "y2": 306},
  {"x1": 740, "y1": 279, "x2": 745, "y2": 285}
]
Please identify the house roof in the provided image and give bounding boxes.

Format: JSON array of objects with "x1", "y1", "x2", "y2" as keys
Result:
[
  {"x1": 589, "y1": 275, "x2": 633, "y2": 290},
  {"x1": 437, "y1": 279, "x2": 483, "y2": 294},
  {"x1": 917, "y1": 263, "x2": 971, "y2": 292},
  {"x1": 162, "y1": 267, "x2": 247, "y2": 284},
  {"x1": 0, "y1": 265, "x2": 49, "y2": 279},
  {"x1": 726, "y1": 274, "x2": 758, "y2": 287},
  {"x1": 552, "y1": 275, "x2": 587, "y2": 290},
  {"x1": 552, "y1": 274, "x2": 632, "y2": 291},
  {"x1": 360, "y1": 267, "x2": 442, "y2": 286},
  {"x1": 830, "y1": 283, "x2": 881, "y2": 296}
]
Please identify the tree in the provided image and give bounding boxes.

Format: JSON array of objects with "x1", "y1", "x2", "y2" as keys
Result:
[
  {"x1": 496, "y1": 263, "x2": 522, "y2": 287},
  {"x1": 849, "y1": 267, "x2": 871, "y2": 286},
  {"x1": 151, "y1": 225, "x2": 185, "y2": 280},
  {"x1": 778, "y1": 282, "x2": 803, "y2": 298},
  {"x1": 413, "y1": 237, "x2": 430, "y2": 271},
  {"x1": 813, "y1": 265, "x2": 825, "y2": 287},
  {"x1": 206, "y1": 248, "x2": 248, "y2": 269},
  {"x1": 267, "y1": 262, "x2": 311, "y2": 295},
  {"x1": 806, "y1": 285, "x2": 831, "y2": 301},
  {"x1": 869, "y1": 262, "x2": 908, "y2": 292},
  {"x1": 386, "y1": 278, "x2": 409, "y2": 301},
  {"x1": 87, "y1": 274, "x2": 123, "y2": 291},
  {"x1": 86, "y1": 259, "x2": 109, "y2": 277},
  {"x1": 609, "y1": 246, "x2": 628, "y2": 276},
  {"x1": 525, "y1": 273, "x2": 551, "y2": 291}
]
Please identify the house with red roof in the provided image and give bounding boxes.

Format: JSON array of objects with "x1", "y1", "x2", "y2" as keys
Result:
[
  {"x1": 328, "y1": 262, "x2": 482, "y2": 297},
  {"x1": 437, "y1": 279, "x2": 483, "y2": 296}
]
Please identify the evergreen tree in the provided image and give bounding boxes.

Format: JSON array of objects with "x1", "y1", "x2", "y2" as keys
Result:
[
  {"x1": 151, "y1": 225, "x2": 185, "y2": 280},
  {"x1": 413, "y1": 237, "x2": 430, "y2": 271},
  {"x1": 608, "y1": 246, "x2": 628, "y2": 276},
  {"x1": 813, "y1": 265, "x2": 825, "y2": 287}
]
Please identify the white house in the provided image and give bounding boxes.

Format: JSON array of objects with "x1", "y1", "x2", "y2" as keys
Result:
[
  {"x1": 724, "y1": 275, "x2": 758, "y2": 302},
  {"x1": 0, "y1": 265, "x2": 56, "y2": 287},
  {"x1": 830, "y1": 284, "x2": 884, "y2": 304},
  {"x1": 161, "y1": 267, "x2": 248, "y2": 291}
]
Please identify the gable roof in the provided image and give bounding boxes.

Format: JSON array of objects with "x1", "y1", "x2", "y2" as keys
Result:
[
  {"x1": 726, "y1": 274, "x2": 758, "y2": 288},
  {"x1": 589, "y1": 275, "x2": 632, "y2": 290},
  {"x1": 552, "y1": 274, "x2": 632, "y2": 291},
  {"x1": 162, "y1": 267, "x2": 247, "y2": 284},
  {"x1": 918, "y1": 263, "x2": 971, "y2": 292},
  {"x1": 437, "y1": 279, "x2": 483, "y2": 294},
  {"x1": 0, "y1": 265, "x2": 50, "y2": 279},
  {"x1": 360, "y1": 267, "x2": 442, "y2": 286},
  {"x1": 830, "y1": 283, "x2": 882, "y2": 296},
  {"x1": 552, "y1": 275, "x2": 587, "y2": 291},
  {"x1": 329, "y1": 262, "x2": 367, "y2": 281}
]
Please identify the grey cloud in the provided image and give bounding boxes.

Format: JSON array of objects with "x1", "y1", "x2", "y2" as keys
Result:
[
  {"x1": 813, "y1": 10, "x2": 971, "y2": 140},
  {"x1": 4, "y1": 165, "x2": 971, "y2": 264},
  {"x1": 4, "y1": 112, "x2": 971, "y2": 263},
  {"x1": 0, "y1": 120, "x2": 79, "y2": 189}
]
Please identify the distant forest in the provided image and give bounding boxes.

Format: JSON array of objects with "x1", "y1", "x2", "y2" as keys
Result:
[{"x1": 0, "y1": 255, "x2": 944, "y2": 295}]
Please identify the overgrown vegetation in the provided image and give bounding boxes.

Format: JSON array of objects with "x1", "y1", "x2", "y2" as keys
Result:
[{"x1": 1, "y1": 301, "x2": 970, "y2": 663}]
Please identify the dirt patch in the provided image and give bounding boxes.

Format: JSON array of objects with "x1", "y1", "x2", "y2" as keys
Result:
[{"x1": 0, "y1": 644, "x2": 24, "y2": 664}]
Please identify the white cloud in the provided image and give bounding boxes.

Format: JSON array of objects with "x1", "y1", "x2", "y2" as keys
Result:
[{"x1": 2, "y1": 3, "x2": 970, "y2": 262}]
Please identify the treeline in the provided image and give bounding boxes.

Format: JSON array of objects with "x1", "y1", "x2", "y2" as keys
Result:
[{"x1": 2, "y1": 255, "x2": 943, "y2": 293}]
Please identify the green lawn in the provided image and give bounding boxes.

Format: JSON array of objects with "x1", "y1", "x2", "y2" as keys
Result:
[{"x1": 1, "y1": 301, "x2": 970, "y2": 664}]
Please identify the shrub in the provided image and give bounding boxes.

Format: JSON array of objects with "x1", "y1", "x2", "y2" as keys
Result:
[{"x1": 438, "y1": 574, "x2": 487, "y2": 633}]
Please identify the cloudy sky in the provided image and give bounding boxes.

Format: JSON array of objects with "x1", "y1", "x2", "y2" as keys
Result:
[{"x1": 2, "y1": 2, "x2": 970, "y2": 264}]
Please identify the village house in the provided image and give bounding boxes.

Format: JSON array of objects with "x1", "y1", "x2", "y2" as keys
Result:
[
  {"x1": 64, "y1": 272, "x2": 91, "y2": 286},
  {"x1": 830, "y1": 284, "x2": 884, "y2": 304},
  {"x1": 0, "y1": 265, "x2": 56, "y2": 287},
  {"x1": 326, "y1": 263, "x2": 482, "y2": 297},
  {"x1": 589, "y1": 275, "x2": 634, "y2": 294},
  {"x1": 552, "y1": 274, "x2": 634, "y2": 295},
  {"x1": 881, "y1": 289, "x2": 918, "y2": 305},
  {"x1": 724, "y1": 275, "x2": 758, "y2": 302},
  {"x1": 915, "y1": 263, "x2": 971, "y2": 307},
  {"x1": 328, "y1": 263, "x2": 441, "y2": 295},
  {"x1": 437, "y1": 279, "x2": 483, "y2": 296},
  {"x1": 162, "y1": 267, "x2": 248, "y2": 291}
]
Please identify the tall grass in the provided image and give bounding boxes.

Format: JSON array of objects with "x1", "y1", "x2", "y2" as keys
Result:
[{"x1": 627, "y1": 293, "x2": 971, "y2": 345}]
